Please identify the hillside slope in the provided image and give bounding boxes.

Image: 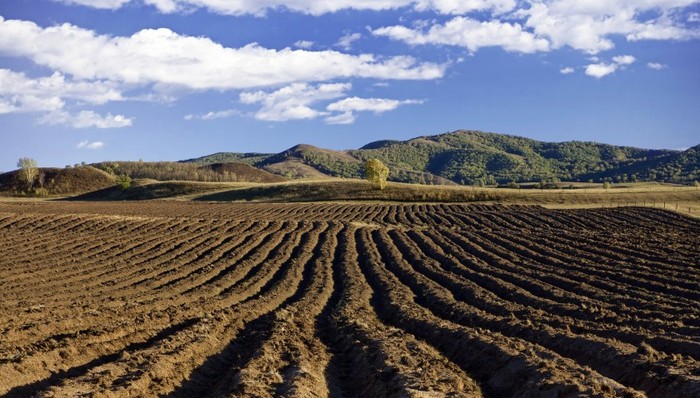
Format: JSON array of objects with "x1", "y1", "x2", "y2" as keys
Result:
[
  {"x1": 92, "y1": 161, "x2": 284, "y2": 183},
  {"x1": 0, "y1": 166, "x2": 116, "y2": 195},
  {"x1": 184, "y1": 130, "x2": 698, "y2": 185}
]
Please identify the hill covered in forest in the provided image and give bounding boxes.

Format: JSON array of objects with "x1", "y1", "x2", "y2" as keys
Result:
[{"x1": 184, "y1": 130, "x2": 699, "y2": 185}]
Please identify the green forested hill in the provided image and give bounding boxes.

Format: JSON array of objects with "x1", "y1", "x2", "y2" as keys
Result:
[{"x1": 183, "y1": 130, "x2": 698, "y2": 185}]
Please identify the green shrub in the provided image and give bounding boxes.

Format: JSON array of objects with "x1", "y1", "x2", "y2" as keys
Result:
[{"x1": 116, "y1": 174, "x2": 131, "y2": 190}]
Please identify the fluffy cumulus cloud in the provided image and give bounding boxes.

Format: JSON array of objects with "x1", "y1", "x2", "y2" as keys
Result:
[
  {"x1": 0, "y1": 18, "x2": 443, "y2": 90},
  {"x1": 0, "y1": 20, "x2": 445, "y2": 90},
  {"x1": 414, "y1": 0, "x2": 516, "y2": 14},
  {"x1": 49, "y1": 0, "x2": 700, "y2": 55},
  {"x1": 373, "y1": 16, "x2": 549, "y2": 53},
  {"x1": 520, "y1": 0, "x2": 700, "y2": 54},
  {"x1": 294, "y1": 40, "x2": 315, "y2": 49},
  {"x1": 0, "y1": 69, "x2": 122, "y2": 114},
  {"x1": 240, "y1": 83, "x2": 350, "y2": 122},
  {"x1": 584, "y1": 54, "x2": 636, "y2": 78},
  {"x1": 239, "y1": 83, "x2": 421, "y2": 124},
  {"x1": 647, "y1": 62, "x2": 668, "y2": 70},
  {"x1": 612, "y1": 55, "x2": 636, "y2": 65},
  {"x1": 372, "y1": 0, "x2": 699, "y2": 55},
  {"x1": 77, "y1": 140, "x2": 105, "y2": 149},
  {"x1": 52, "y1": 0, "x2": 520, "y2": 15},
  {"x1": 40, "y1": 110, "x2": 133, "y2": 128},
  {"x1": 325, "y1": 97, "x2": 423, "y2": 124},
  {"x1": 584, "y1": 63, "x2": 619, "y2": 78},
  {"x1": 0, "y1": 16, "x2": 445, "y2": 127}
]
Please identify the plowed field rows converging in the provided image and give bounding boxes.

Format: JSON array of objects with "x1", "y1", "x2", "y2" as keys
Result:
[{"x1": 1, "y1": 201, "x2": 698, "y2": 398}]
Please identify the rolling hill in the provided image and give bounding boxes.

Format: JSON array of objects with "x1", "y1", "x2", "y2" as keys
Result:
[
  {"x1": 184, "y1": 130, "x2": 699, "y2": 185},
  {"x1": 0, "y1": 166, "x2": 116, "y2": 195}
]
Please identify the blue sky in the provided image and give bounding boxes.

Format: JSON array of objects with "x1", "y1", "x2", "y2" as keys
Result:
[{"x1": 1, "y1": 0, "x2": 699, "y2": 171}]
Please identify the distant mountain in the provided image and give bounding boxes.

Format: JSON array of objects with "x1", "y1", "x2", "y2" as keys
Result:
[{"x1": 183, "y1": 130, "x2": 699, "y2": 185}]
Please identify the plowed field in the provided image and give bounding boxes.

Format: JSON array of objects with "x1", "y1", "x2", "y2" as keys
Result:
[{"x1": 1, "y1": 201, "x2": 698, "y2": 398}]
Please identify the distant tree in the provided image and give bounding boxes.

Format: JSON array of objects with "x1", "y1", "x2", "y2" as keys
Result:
[
  {"x1": 17, "y1": 157, "x2": 38, "y2": 190},
  {"x1": 116, "y1": 174, "x2": 131, "y2": 190},
  {"x1": 37, "y1": 171, "x2": 46, "y2": 189},
  {"x1": 694, "y1": 181, "x2": 700, "y2": 189},
  {"x1": 603, "y1": 181, "x2": 612, "y2": 190},
  {"x1": 365, "y1": 159, "x2": 389, "y2": 190}
]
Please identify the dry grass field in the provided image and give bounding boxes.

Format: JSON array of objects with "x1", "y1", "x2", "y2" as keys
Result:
[{"x1": 1, "y1": 200, "x2": 699, "y2": 397}]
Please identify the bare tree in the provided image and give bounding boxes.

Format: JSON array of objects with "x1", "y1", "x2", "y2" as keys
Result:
[{"x1": 17, "y1": 157, "x2": 38, "y2": 190}]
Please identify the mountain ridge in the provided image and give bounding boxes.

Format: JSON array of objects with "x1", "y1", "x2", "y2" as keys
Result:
[{"x1": 184, "y1": 130, "x2": 698, "y2": 185}]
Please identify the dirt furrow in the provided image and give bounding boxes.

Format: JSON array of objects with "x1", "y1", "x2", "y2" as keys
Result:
[
  {"x1": 355, "y1": 228, "x2": 641, "y2": 397},
  {"x1": 374, "y1": 229, "x2": 699, "y2": 398}
]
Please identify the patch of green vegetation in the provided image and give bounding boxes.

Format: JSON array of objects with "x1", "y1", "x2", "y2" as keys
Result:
[{"x1": 180, "y1": 152, "x2": 273, "y2": 165}]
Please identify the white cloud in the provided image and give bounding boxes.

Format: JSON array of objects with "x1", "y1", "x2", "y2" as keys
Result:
[
  {"x1": 690, "y1": 13, "x2": 700, "y2": 22},
  {"x1": 240, "y1": 83, "x2": 349, "y2": 122},
  {"x1": 0, "y1": 69, "x2": 123, "y2": 114},
  {"x1": 414, "y1": 0, "x2": 516, "y2": 14},
  {"x1": 58, "y1": 0, "x2": 130, "y2": 9},
  {"x1": 51, "y1": 0, "x2": 519, "y2": 15},
  {"x1": 77, "y1": 140, "x2": 105, "y2": 149},
  {"x1": 0, "y1": 18, "x2": 445, "y2": 91},
  {"x1": 584, "y1": 54, "x2": 636, "y2": 78},
  {"x1": 559, "y1": 67, "x2": 575, "y2": 74},
  {"x1": 40, "y1": 110, "x2": 133, "y2": 128},
  {"x1": 647, "y1": 62, "x2": 668, "y2": 70},
  {"x1": 294, "y1": 40, "x2": 315, "y2": 49},
  {"x1": 584, "y1": 62, "x2": 618, "y2": 78},
  {"x1": 336, "y1": 32, "x2": 362, "y2": 50},
  {"x1": 184, "y1": 109, "x2": 240, "y2": 120},
  {"x1": 520, "y1": 0, "x2": 700, "y2": 54},
  {"x1": 324, "y1": 111, "x2": 356, "y2": 125},
  {"x1": 325, "y1": 96, "x2": 422, "y2": 124},
  {"x1": 612, "y1": 55, "x2": 636, "y2": 65},
  {"x1": 327, "y1": 97, "x2": 422, "y2": 113},
  {"x1": 373, "y1": 16, "x2": 550, "y2": 54},
  {"x1": 238, "y1": 84, "x2": 422, "y2": 123}
]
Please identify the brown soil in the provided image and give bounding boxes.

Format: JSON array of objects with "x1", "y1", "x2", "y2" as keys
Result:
[{"x1": 0, "y1": 201, "x2": 698, "y2": 397}]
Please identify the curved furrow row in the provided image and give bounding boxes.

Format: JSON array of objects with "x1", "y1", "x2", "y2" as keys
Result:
[
  {"x1": 434, "y1": 226, "x2": 694, "y2": 331},
  {"x1": 0, "y1": 218, "x2": 208, "y2": 300},
  {"x1": 487, "y1": 229, "x2": 700, "y2": 303},
  {"x1": 207, "y1": 223, "x2": 342, "y2": 398},
  {"x1": 319, "y1": 225, "x2": 483, "y2": 397},
  {"x1": 0, "y1": 222, "x2": 302, "y2": 365},
  {"x1": 477, "y1": 229, "x2": 700, "y2": 305},
  {"x1": 373, "y1": 228, "x2": 698, "y2": 398},
  {"x1": 408, "y1": 232, "x2": 700, "y2": 359},
  {"x1": 541, "y1": 226, "x2": 698, "y2": 270},
  {"x1": 102, "y1": 220, "x2": 260, "y2": 295},
  {"x1": 147, "y1": 223, "x2": 328, "y2": 398},
  {"x1": 0, "y1": 215, "x2": 192, "y2": 285},
  {"x1": 355, "y1": 228, "x2": 641, "y2": 397},
  {"x1": 0, "y1": 222, "x2": 322, "y2": 397},
  {"x1": 407, "y1": 228, "x2": 700, "y2": 359},
  {"x1": 177, "y1": 222, "x2": 303, "y2": 297},
  {"x1": 593, "y1": 208, "x2": 694, "y2": 233}
]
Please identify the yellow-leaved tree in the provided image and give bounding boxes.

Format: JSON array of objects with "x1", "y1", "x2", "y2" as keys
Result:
[
  {"x1": 365, "y1": 158, "x2": 389, "y2": 190},
  {"x1": 17, "y1": 157, "x2": 38, "y2": 190}
]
